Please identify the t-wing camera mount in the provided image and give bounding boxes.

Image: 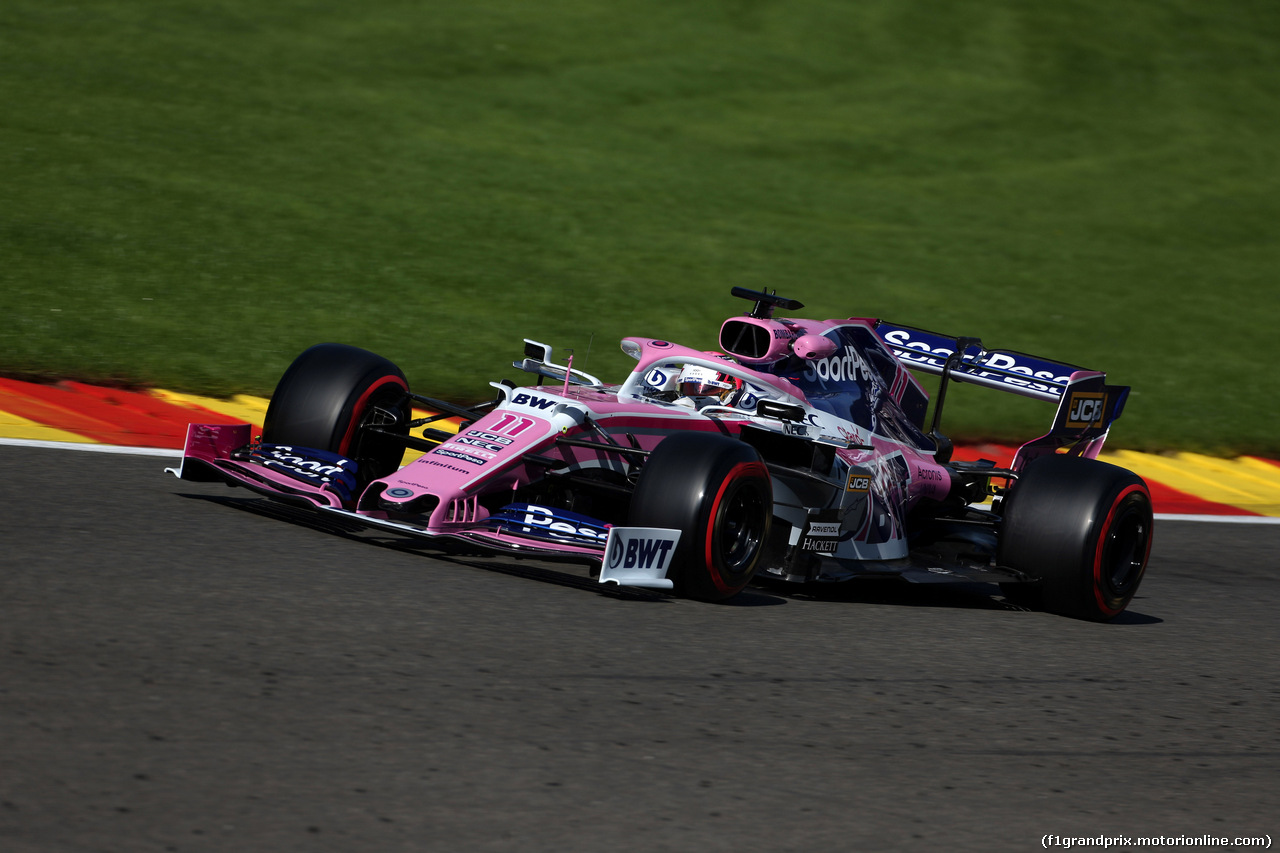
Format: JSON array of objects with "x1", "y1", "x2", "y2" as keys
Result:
[{"x1": 730, "y1": 287, "x2": 805, "y2": 320}]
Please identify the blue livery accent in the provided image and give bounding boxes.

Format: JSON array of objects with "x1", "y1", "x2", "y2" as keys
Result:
[
  {"x1": 244, "y1": 444, "x2": 360, "y2": 501},
  {"x1": 486, "y1": 503, "x2": 610, "y2": 544},
  {"x1": 875, "y1": 321, "x2": 1085, "y2": 402}
]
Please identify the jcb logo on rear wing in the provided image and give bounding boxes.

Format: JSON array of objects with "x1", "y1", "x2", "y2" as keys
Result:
[{"x1": 1065, "y1": 392, "x2": 1107, "y2": 429}]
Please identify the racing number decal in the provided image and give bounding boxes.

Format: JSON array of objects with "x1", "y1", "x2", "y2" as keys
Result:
[{"x1": 489, "y1": 412, "x2": 536, "y2": 437}]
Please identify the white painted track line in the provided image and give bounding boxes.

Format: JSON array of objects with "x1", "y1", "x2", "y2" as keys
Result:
[
  {"x1": 5, "y1": 437, "x2": 1279, "y2": 524},
  {"x1": 1154, "y1": 513, "x2": 1280, "y2": 524},
  {"x1": 0, "y1": 437, "x2": 181, "y2": 457}
]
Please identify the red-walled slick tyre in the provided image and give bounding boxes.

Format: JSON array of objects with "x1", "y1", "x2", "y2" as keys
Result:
[
  {"x1": 630, "y1": 432, "x2": 772, "y2": 602},
  {"x1": 998, "y1": 454, "x2": 1153, "y2": 621},
  {"x1": 263, "y1": 343, "x2": 410, "y2": 485}
]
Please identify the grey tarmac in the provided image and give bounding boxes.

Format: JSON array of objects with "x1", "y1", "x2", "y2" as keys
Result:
[{"x1": 1, "y1": 447, "x2": 1276, "y2": 852}]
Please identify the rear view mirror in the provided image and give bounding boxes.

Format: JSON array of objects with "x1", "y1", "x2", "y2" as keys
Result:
[{"x1": 757, "y1": 400, "x2": 807, "y2": 422}]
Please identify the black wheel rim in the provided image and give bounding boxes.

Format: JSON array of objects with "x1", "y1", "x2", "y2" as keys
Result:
[
  {"x1": 715, "y1": 482, "x2": 768, "y2": 577},
  {"x1": 352, "y1": 388, "x2": 409, "y2": 480},
  {"x1": 1100, "y1": 502, "x2": 1148, "y2": 596}
]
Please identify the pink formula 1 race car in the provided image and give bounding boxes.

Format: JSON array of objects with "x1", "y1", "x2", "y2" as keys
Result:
[{"x1": 168, "y1": 288, "x2": 1153, "y2": 620}]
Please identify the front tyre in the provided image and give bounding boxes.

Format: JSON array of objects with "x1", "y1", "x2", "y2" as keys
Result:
[
  {"x1": 262, "y1": 343, "x2": 410, "y2": 484},
  {"x1": 998, "y1": 455, "x2": 1153, "y2": 621},
  {"x1": 630, "y1": 432, "x2": 772, "y2": 602}
]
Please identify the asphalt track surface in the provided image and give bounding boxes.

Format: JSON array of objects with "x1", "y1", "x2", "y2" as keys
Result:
[{"x1": 2, "y1": 446, "x2": 1276, "y2": 852}]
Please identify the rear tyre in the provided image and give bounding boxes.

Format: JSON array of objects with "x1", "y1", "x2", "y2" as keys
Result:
[
  {"x1": 262, "y1": 343, "x2": 410, "y2": 484},
  {"x1": 630, "y1": 432, "x2": 772, "y2": 602},
  {"x1": 998, "y1": 455, "x2": 1153, "y2": 621}
]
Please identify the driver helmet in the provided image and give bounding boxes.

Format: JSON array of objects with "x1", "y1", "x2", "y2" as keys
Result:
[{"x1": 677, "y1": 361, "x2": 743, "y2": 403}]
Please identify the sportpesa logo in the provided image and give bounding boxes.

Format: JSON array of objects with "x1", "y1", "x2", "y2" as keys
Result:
[
  {"x1": 803, "y1": 345, "x2": 872, "y2": 384},
  {"x1": 880, "y1": 328, "x2": 1072, "y2": 391},
  {"x1": 256, "y1": 446, "x2": 351, "y2": 480}
]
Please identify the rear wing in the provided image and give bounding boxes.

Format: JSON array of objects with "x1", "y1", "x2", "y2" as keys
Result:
[
  {"x1": 875, "y1": 321, "x2": 1084, "y2": 403},
  {"x1": 873, "y1": 321, "x2": 1131, "y2": 466}
]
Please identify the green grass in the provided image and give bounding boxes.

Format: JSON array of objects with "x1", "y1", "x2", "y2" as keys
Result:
[{"x1": 3, "y1": 0, "x2": 1279, "y2": 454}]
